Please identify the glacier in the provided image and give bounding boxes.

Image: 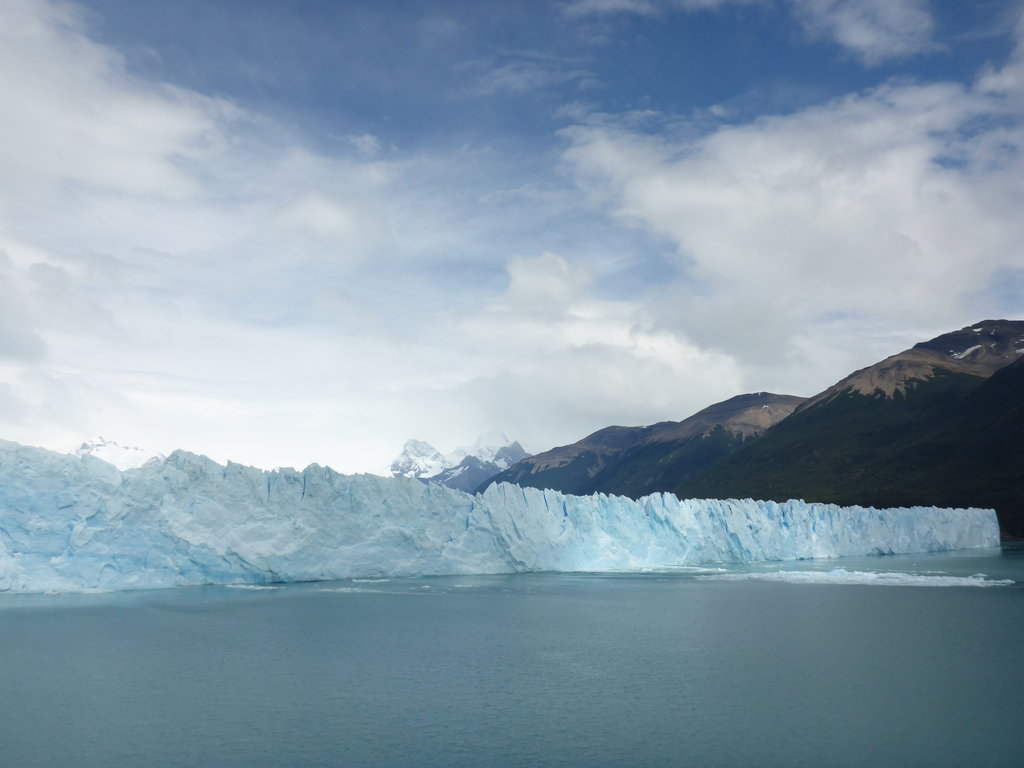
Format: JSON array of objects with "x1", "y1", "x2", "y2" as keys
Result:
[{"x1": 0, "y1": 440, "x2": 1001, "y2": 594}]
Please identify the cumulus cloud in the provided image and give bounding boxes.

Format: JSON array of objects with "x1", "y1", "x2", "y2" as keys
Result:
[
  {"x1": 446, "y1": 252, "x2": 745, "y2": 442},
  {"x1": 560, "y1": 52, "x2": 1024, "y2": 392}
]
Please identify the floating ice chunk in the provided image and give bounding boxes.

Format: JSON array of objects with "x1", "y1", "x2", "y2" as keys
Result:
[
  {"x1": 224, "y1": 584, "x2": 280, "y2": 590},
  {"x1": 700, "y1": 569, "x2": 1013, "y2": 587}
]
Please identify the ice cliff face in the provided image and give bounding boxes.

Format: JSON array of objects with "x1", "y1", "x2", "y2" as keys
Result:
[{"x1": 0, "y1": 440, "x2": 1000, "y2": 593}]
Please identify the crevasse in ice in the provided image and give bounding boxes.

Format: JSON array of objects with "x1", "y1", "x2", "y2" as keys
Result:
[{"x1": 0, "y1": 440, "x2": 1001, "y2": 593}]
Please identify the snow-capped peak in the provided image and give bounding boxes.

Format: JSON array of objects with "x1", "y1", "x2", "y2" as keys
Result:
[
  {"x1": 448, "y1": 430, "x2": 515, "y2": 466},
  {"x1": 74, "y1": 437, "x2": 164, "y2": 471},
  {"x1": 388, "y1": 439, "x2": 448, "y2": 480},
  {"x1": 386, "y1": 432, "x2": 530, "y2": 487}
]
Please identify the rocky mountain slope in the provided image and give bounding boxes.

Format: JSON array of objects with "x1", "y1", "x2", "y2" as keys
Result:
[
  {"x1": 679, "y1": 319, "x2": 1024, "y2": 538},
  {"x1": 481, "y1": 392, "x2": 805, "y2": 496}
]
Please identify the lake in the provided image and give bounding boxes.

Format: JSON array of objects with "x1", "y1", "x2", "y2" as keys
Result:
[{"x1": 2, "y1": 546, "x2": 1023, "y2": 767}]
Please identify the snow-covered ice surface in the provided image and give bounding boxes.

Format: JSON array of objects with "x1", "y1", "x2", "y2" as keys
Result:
[{"x1": 0, "y1": 440, "x2": 1001, "y2": 593}]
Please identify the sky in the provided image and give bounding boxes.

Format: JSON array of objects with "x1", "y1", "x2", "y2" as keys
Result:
[{"x1": 1, "y1": 0, "x2": 1023, "y2": 473}]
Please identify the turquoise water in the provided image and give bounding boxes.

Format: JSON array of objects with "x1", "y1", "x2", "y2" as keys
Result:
[{"x1": 2, "y1": 546, "x2": 1023, "y2": 768}]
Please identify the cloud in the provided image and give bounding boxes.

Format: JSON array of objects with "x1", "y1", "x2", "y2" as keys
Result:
[
  {"x1": 977, "y1": 7, "x2": 1024, "y2": 97},
  {"x1": 3, "y1": 0, "x2": 710, "y2": 469},
  {"x1": 0, "y1": 0, "x2": 233, "y2": 200},
  {"x1": 562, "y1": 0, "x2": 936, "y2": 66},
  {"x1": 563, "y1": 0, "x2": 758, "y2": 14},
  {"x1": 788, "y1": 0, "x2": 937, "y2": 65},
  {"x1": 504, "y1": 252, "x2": 594, "y2": 308},
  {"x1": 346, "y1": 133, "x2": 384, "y2": 157},
  {"x1": 0, "y1": 301, "x2": 46, "y2": 363},
  {"x1": 560, "y1": 54, "x2": 1024, "y2": 391},
  {"x1": 469, "y1": 60, "x2": 595, "y2": 97},
  {"x1": 275, "y1": 192, "x2": 382, "y2": 245},
  {"x1": 444, "y1": 252, "x2": 745, "y2": 443},
  {"x1": 562, "y1": 0, "x2": 660, "y2": 17},
  {"x1": 0, "y1": 1, "x2": 436, "y2": 466},
  {"x1": 2, "y1": 0, "x2": 1020, "y2": 474}
]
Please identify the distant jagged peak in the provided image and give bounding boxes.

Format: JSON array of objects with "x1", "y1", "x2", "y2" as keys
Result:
[
  {"x1": 447, "y1": 430, "x2": 522, "y2": 467},
  {"x1": 74, "y1": 436, "x2": 164, "y2": 471},
  {"x1": 490, "y1": 441, "x2": 530, "y2": 470},
  {"x1": 387, "y1": 431, "x2": 529, "y2": 482},
  {"x1": 388, "y1": 439, "x2": 447, "y2": 480},
  {"x1": 399, "y1": 438, "x2": 442, "y2": 457}
]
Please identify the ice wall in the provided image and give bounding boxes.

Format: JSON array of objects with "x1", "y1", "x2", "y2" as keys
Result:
[{"x1": 0, "y1": 440, "x2": 1001, "y2": 593}]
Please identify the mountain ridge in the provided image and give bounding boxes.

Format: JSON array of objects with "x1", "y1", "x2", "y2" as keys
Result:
[
  {"x1": 677, "y1": 319, "x2": 1024, "y2": 538},
  {"x1": 387, "y1": 432, "x2": 529, "y2": 492},
  {"x1": 484, "y1": 319, "x2": 1024, "y2": 537},
  {"x1": 482, "y1": 392, "x2": 805, "y2": 496},
  {"x1": 798, "y1": 320, "x2": 1024, "y2": 410}
]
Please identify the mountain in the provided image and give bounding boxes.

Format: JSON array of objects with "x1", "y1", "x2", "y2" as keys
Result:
[
  {"x1": 74, "y1": 437, "x2": 163, "y2": 471},
  {"x1": 796, "y1": 320, "x2": 1024, "y2": 411},
  {"x1": 388, "y1": 432, "x2": 529, "y2": 492},
  {"x1": 481, "y1": 392, "x2": 805, "y2": 496},
  {"x1": 426, "y1": 450, "x2": 528, "y2": 493},
  {"x1": 678, "y1": 319, "x2": 1024, "y2": 538},
  {"x1": 388, "y1": 439, "x2": 449, "y2": 480}
]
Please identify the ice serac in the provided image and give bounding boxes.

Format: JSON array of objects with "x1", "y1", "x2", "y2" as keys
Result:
[{"x1": 0, "y1": 440, "x2": 1000, "y2": 593}]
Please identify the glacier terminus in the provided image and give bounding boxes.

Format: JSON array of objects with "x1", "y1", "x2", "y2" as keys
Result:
[{"x1": 0, "y1": 440, "x2": 1000, "y2": 594}]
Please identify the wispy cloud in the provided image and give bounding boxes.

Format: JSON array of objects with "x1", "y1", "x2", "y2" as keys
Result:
[
  {"x1": 561, "y1": 0, "x2": 660, "y2": 17},
  {"x1": 464, "y1": 49, "x2": 597, "y2": 97},
  {"x1": 470, "y1": 61, "x2": 594, "y2": 96},
  {"x1": 563, "y1": 0, "x2": 760, "y2": 14},
  {"x1": 788, "y1": 0, "x2": 937, "y2": 65},
  {"x1": 563, "y1": 0, "x2": 937, "y2": 66}
]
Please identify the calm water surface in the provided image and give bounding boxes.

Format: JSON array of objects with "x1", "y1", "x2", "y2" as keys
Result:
[{"x1": 2, "y1": 546, "x2": 1023, "y2": 768}]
